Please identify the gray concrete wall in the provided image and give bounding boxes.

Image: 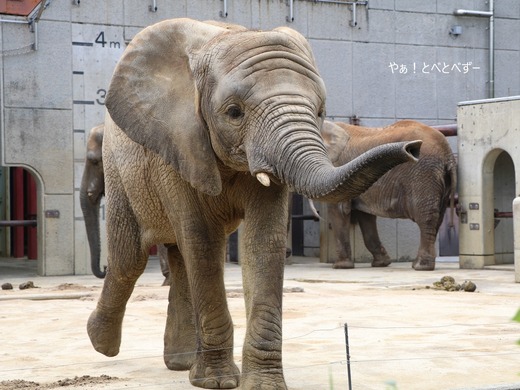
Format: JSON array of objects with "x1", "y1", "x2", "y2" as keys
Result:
[
  {"x1": 457, "y1": 96, "x2": 520, "y2": 272},
  {"x1": 1, "y1": 0, "x2": 519, "y2": 274}
]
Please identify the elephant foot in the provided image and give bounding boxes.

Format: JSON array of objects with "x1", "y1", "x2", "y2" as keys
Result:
[
  {"x1": 164, "y1": 348, "x2": 196, "y2": 371},
  {"x1": 371, "y1": 255, "x2": 392, "y2": 267},
  {"x1": 333, "y1": 260, "x2": 354, "y2": 269},
  {"x1": 412, "y1": 257, "x2": 435, "y2": 271},
  {"x1": 87, "y1": 308, "x2": 124, "y2": 357},
  {"x1": 241, "y1": 370, "x2": 287, "y2": 389},
  {"x1": 189, "y1": 356, "x2": 240, "y2": 389}
]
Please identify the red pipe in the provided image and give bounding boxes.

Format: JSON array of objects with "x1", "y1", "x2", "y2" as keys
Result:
[
  {"x1": 26, "y1": 172, "x2": 37, "y2": 260},
  {"x1": 12, "y1": 167, "x2": 24, "y2": 258},
  {"x1": 431, "y1": 124, "x2": 457, "y2": 137}
]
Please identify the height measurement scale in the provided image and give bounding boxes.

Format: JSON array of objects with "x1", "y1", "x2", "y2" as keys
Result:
[{"x1": 71, "y1": 24, "x2": 125, "y2": 274}]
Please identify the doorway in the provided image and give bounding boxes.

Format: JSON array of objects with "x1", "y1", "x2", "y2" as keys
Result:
[
  {"x1": 493, "y1": 151, "x2": 515, "y2": 264},
  {"x1": 0, "y1": 167, "x2": 38, "y2": 259}
]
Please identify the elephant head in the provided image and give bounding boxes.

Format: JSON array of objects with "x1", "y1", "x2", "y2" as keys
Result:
[
  {"x1": 79, "y1": 124, "x2": 106, "y2": 278},
  {"x1": 105, "y1": 19, "x2": 421, "y2": 204}
]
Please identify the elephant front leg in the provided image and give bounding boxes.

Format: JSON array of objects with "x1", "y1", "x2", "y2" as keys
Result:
[
  {"x1": 181, "y1": 231, "x2": 239, "y2": 389},
  {"x1": 87, "y1": 219, "x2": 148, "y2": 357},
  {"x1": 163, "y1": 245, "x2": 197, "y2": 371},
  {"x1": 240, "y1": 197, "x2": 288, "y2": 389}
]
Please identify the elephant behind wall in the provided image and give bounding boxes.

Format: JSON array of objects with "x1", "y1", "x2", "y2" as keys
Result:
[
  {"x1": 86, "y1": 18, "x2": 421, "y2": 389},
  {"x1": 321, "y1": 120, "x2": 457, "y2": 271},
  {"x1": 80, "y1": 124, "x2": 170, "y2": 283},
  {"x1": 80, "y1": 124, "x2": 106, "y2": 279}
]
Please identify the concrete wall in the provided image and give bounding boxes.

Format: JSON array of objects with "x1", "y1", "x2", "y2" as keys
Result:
[
  {"x1": 1, "y1": 0, "x2": 519, "y2": 274},
  {"x1": 457, "y1": 96, "x2": 520, "y2": 274}
]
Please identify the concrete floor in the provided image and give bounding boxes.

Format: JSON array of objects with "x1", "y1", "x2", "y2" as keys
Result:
[{"x1": 0, "y1": 256, "x2": 519, "y2": 390}]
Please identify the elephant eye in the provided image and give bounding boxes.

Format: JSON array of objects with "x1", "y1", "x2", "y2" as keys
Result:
[
  {"x1": 226, "y1": 105, "x2": 244, "y2": 120},
  {"x1": 318, "y1": 107, "x2": 325, "y2": 119}
]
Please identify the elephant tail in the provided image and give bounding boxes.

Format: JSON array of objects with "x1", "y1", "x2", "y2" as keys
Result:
[{"x1": 447, "y1": 158, "x2": 458, "y2": 229}]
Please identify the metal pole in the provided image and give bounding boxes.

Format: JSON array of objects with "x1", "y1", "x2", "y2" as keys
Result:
[
  {"x1": 220, "y1": 0, "x2": 228, "y2": 18},
  {"x1": 286, "y1": 0, "x2": 294, "y2": 22},
  {"x1": 489, "y1": 0, "x2": 495, "y2": 98},
  {"x1": 0, "y1": 19, "x2": 30, "y2": 25},
  {"x1": 315, "y1": 0, "x2": 367, "y2": 5},
  {"x1": 350, "y1": 2, "x2": 357, "y2": 27},
  {"x1": 344, "y1": 323, "x2": 352, "y2": 390},
  {"x1": 32, "y1": 21, "x2": 38, "y2": 51},
  {"x1": 0, "y1": 220, "x2": 37, "y2": 227},
  {"x1": 453, "y1": 5, "x2": 495, "y2": 98}
]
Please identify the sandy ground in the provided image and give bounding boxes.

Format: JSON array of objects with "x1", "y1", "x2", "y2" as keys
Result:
[{"x1": 0, "y1": 257, "x2": 519, "y2": 390}]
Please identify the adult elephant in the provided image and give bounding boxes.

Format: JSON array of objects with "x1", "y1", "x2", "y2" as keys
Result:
[
  {"x1": 79, "y1": 124, "x2": 106, "y2": 278},
  {"x1": 87, "y1": 18, "x2": 420, "y2": 389},
  {"x1": 321, "y1": 120, "x2": 456, "y2": 271},
  {"x1": 80, "y1": 125, "x2": 171, "y2": 283}
]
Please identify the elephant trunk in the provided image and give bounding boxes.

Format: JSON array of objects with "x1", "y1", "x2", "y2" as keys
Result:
[
  {"x1": 253, "y1": 121, "x2": 422, "y2": 203},
  {"x1": 80, "y1": 179, "x2": 106, "y2": 279},
  {"x1": 289, "y1": 140, "x2": 421, "y2": 203}
]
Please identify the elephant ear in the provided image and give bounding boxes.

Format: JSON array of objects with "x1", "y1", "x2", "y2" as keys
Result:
[
  {"x1": 321, "y1": 121, "x2": 351, "y2": 166},
  {"x1": 105, "y1": 19, "x2": 227, "y2": 196}
]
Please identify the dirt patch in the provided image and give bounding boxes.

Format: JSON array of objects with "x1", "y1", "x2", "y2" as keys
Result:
[
  {"x1": 226, "y1": 286, "x2": 304, "y2": 298},
  {"x1": 0, "y1": 375, "x2": 121, "y2": 390},
  {"x1": 53, "y1": 283, "x2": 93, "y2": 292},
  {"x1": 132, "y1": 293, "x2": 162, "y2": 301},
  {"x1": 293, "y1": 278, "x2": 362, "y2": 284}
]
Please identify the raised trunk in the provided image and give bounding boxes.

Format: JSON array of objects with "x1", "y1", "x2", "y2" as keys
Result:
[
  {"x1": 291, "y1": 140, "x2": 421, "y2": 203},
  {"x1": 253, "y1": 119, "x2": 422, "y2": 204},
  {"x1": 80, "y1": 185, "x2": 106, "y2": 278}
]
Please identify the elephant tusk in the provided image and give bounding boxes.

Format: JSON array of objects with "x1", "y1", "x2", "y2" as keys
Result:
[
  {"x1": 87, "y1": 192, "x2": 94, "y2": 198},
  {"x1": 256, "y1": 173, "x2": 271, "y2": 187}
]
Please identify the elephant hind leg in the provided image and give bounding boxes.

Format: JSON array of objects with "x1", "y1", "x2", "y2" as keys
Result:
[
  {"x1": 163, "y1": 245, "x2": 197, "y2": 371},
  {"x1": 412, "y1": 216, "x2": 441, "y2": 271},
  {"x1": 412, "y1": 248, "x2": 436, "y2": 271},
  {"x1": 355, "y1": 210, "x2": 391, "y2": 267}
]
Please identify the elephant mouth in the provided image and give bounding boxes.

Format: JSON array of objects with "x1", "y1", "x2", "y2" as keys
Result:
[{"x1": 249, "y1": 155, "x2": 281, "y2": 187}]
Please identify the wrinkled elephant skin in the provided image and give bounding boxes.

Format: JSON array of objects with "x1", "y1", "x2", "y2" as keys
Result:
[
  {"x1": 322, "y1": 120, "x2": 457, "y2": 271},
  {"x1": 80, "y1": 125, "x2": 171, "y2": 283},
  {"x1": 87, "y1": 18, "x2": 420, "y2": 389}
]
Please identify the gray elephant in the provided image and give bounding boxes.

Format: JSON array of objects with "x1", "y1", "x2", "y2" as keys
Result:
[
  {"x1": 80, "y1": 124, "x2": 171, "y2": 283},
  {"x1": 321, "y1": 120, "x2": 456, "y2": 271},
  {"x1": 79, "y1": 124, "x2": 106, "y2": 278},
  {"x1": 86, "y1": 18, "x2": 420, "y2": 389}
]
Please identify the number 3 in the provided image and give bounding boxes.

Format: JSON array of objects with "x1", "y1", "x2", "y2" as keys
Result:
[{"x1": 96, "y1": 89, "x2": 106, "y2": 105}]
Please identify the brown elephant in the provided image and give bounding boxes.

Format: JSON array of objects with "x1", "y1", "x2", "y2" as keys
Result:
[
  {"x1": 86, "y1": 18, "x2": 420, "y2": 389},
  {"x1": 80, "y1": 124, "x2": 171, "y2": 283},
  {"x1": 321, "y1": 120, "x2": 456, "y2": 271}
]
